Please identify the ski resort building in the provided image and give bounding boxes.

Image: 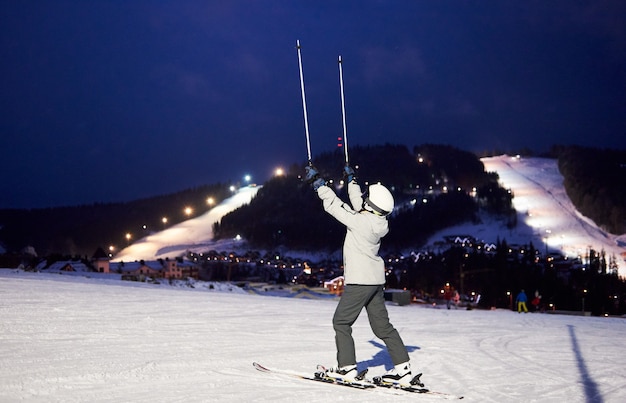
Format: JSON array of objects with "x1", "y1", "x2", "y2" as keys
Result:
[{"x1": 113, "y1": 258, "x2": 199, "y2": 281}]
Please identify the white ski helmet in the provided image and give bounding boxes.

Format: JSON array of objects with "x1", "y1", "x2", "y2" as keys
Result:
[{"x1": 364, "y1": 183, "x2": 394, "y2": 216}]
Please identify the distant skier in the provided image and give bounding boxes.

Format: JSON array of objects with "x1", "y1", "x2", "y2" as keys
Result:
[
  {"x1": 443, "y1": 286, "x2": 453, "y2": 309},
  {"x1": 453, "y1": 290, "x2": 460, "y2": 309},
  {"x1": 531, "y1": 291, "x2": 542, "y2": 312},
  {"x1": 516, "y1": 289, "x2": 529, "y2": 313},
  {"x1": 305, "y1": 164, "x2": 414, "y2": 385}
]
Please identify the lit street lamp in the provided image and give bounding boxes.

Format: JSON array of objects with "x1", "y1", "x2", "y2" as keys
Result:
[{"x1": 125, "y1": 233, "x2": 131, "y2": 245}]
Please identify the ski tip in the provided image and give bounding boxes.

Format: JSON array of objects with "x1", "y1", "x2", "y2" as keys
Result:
[{"x1": 252, "y1": 362, "x2": 269, "y2": 372}]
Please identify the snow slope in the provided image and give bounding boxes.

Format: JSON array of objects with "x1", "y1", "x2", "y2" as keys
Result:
[
  {"x1": 1, "y1": 271, "x2": 625, "y2": 402},
  {"x1": 482, "y1": 156, "x2": 625, "y2": 275},
  {"x1": 113, "y1": 185, "x2": 260, "y2": 262}
]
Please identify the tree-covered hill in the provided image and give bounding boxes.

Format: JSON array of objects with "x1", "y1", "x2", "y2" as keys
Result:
[
  {"x1": 213, "y1": 144, "x2": 511, "y2": 251},
  {"x1": 557, "y1": 145, "x2": 626, "y2": 234},
  {"x1": 0, "y1": 184, "x2": 232, "y2": 257},
  {"x1": 7, "y1": 143, "x2": 623, "y2": 260}
]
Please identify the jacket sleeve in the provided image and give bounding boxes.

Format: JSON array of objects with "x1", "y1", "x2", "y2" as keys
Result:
[
  {"x1": 347, "y1": 182, "x2": 363, "y2": 211},
  {"x1": 316, "y1": 186, "x2": 358, "y2": 227}
]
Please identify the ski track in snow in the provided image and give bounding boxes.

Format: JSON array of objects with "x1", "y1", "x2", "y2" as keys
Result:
[{"x1": 1, "y1": 272, "x2": 626, "y2": 403}]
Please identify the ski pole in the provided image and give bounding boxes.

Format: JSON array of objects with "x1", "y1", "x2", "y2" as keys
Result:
[
  {"x1": 296, "y1": 40, "x2": 313, "y2": 165},
  {"x1": 338, "y1": 55, "x2": 349, "y2": 165}
]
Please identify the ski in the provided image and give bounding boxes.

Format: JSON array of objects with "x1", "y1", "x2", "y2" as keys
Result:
[
  {"x1": 252, "y1": 361, "x2": 374, "y2": 390},
  {"x1": 373, "y1": 372, "x2": 428, "y2": 392},
  {"x1": 252, "y1": 362, "x2": 464, "y2": 399}
]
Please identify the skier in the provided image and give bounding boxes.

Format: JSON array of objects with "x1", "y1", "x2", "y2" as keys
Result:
[
  {"x1": 516, "y1": 289, "x2": 529, "y2": 313},
  {"x1": 443, "y1": 285, "x2": 453, "y2": 309},
  {"x1": 305, "y1": 164, "x2": 414, "y2": 386},
  {"x1": 531, "y1": 290, "x2": 542, "y2": 312},
  {"x1": 453, "y1": 290, "x2": 461, "y2": 309}
]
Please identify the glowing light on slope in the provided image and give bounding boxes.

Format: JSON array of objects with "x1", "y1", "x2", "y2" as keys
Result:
[{"x1": 113, "y1": 186, "x2": 260, "y2": 262}]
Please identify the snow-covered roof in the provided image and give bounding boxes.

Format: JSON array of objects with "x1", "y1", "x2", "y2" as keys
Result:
[
  {"x1": 110, "y1": 260, "x2": 163, "y2": 273},
  {"x1": 44, "y1": 261, "x2": 91, "y2": 272}
]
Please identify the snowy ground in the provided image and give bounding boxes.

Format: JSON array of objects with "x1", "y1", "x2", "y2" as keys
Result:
[{"x1": 1, "y1": 271, "x2": 625, "y2": 402}]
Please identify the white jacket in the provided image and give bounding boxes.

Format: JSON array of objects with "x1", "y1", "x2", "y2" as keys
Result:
[{"x1": 317, "y1": 182, "x2": 388, "y2": 285}]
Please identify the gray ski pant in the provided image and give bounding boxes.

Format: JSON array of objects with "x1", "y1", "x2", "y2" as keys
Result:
[{"x1": 333, "y1": 284, "x2": 409, "y2": 368}]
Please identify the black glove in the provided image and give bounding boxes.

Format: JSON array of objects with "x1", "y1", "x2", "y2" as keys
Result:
[
  {"x1": 304, "y1": 165, "x2": 326, "y2": 191},
  {"x1": 343, "y1": 165, "x2": 356, "y2": 183},
  {"x1": 304, "y1": 165, "x2": 319, "y2": 183}
]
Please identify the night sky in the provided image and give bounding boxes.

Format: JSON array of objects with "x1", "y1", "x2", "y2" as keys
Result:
[{"x1": 2, "y1": 1, "x2": 625, "y2": 209}]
